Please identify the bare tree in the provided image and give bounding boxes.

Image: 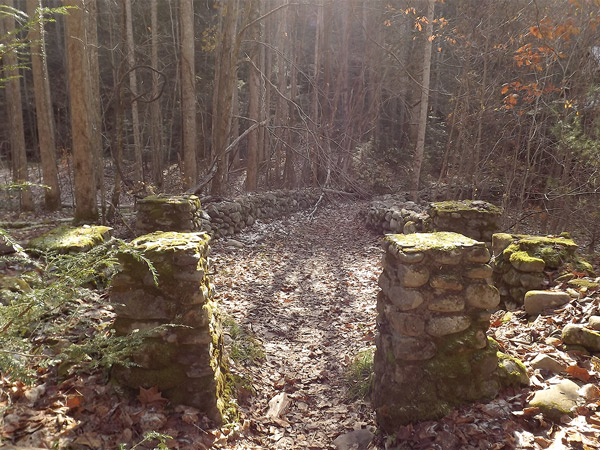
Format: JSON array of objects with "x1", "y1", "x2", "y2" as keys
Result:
[
  {"x1": 27, "y1": 0, "x2": 60, "y2": 210},
  {"x1": 150, "y1": 0, "x2": 163, "y2": 186},
  {"x1": 2, "y1": 0, "x2": 34, "y2": 210},
  {"x1": 64, "y1": 0, "x2": 98, "y2": 222},
  {"x1": 410, "y1": 0, "x2": 435, "y2": 201},
  {"x1": 124, "y1": 0, "x2": 143, "y2": 184},
  {"x1": 180, "y1": 0, "x2": 197, "y2": 189}
]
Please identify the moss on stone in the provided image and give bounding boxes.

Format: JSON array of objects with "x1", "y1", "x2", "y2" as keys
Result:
[
  {"x1": 509, "y1": 251, "x2": 545, "y2": 272},
  {"x1": 385, "y1": 232, "x2": 479, "y2": 253},
  {"x1": 430, "y1": 200, "x2": 502, "y2": 216},
  {"x1": 497, "y1": 352, "x2": 529, "y2": 387},
  {"x1": 132, "y1": 231, "x2": 210, "y2": 254},
  {"x1": 28, "y1": 225, "x2": 112, "y2": 253},
  {"x1": 567, "y1": 278, "x2": 599, "y2": 289}
]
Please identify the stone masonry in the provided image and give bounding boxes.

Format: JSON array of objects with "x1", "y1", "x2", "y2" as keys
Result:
[
  {"x1": 373, "y1": 232, "x2": 517, "y2": 430},
  {"x1": 135, "y1": 195, "x2": 203, "y2": 236},
  {"x1": 110, "y1": 231, "x2": 226, "y2": 424}
]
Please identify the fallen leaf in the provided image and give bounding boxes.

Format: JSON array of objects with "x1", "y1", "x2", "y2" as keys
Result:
[
  {"x1": 566, "y1": 365, "x2": 591, "y2": 382},
  {"x1": 138, "y1": 386, "x2": 169, "y2": 406}
]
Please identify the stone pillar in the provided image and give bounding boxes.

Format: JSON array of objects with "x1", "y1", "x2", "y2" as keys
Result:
[
  {"x1": 426, "y1": 200, "x2": 502, "y2": 243},
  {"x1": 492, "y1": 233, "x2": 593, "y2": 307},
  {"x1": 110, "y1": 231, "x2": 226, "y2": 424},
  {"x1": 373, "y1": 232, "x2": 502, "y2": 430},
  {"x1": 135, "y1": 194, "x2": 202, "y2": 235}
]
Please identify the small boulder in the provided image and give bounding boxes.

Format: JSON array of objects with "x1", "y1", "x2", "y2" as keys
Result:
[
  {"x1": 524, "y1": 290, "x2": 570, "y2": 315},
  {"x1": 528, "y1": 379, "x2": 580, "y2": 420},
  {"x1": 562, "y1": 324, "x2": 600, "y2": 352},
  {"x1": 333, "y1": 429, "x2": 374, "y2": 450},
  {"x1": 589, "y1": 316, "x2": 600, "y2": 331},
  {"x1": 529, "y1": 354, "x2": 565, "y2": 374}
]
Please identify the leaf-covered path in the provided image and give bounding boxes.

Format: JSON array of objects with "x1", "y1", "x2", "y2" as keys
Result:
[{"x1": 211, "y1": 200, "x2": 382, "y2": 449}]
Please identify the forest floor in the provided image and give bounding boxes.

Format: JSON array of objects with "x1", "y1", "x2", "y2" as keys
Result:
[{"x1": 0, "y1": 198, "x2": 599, "y2": 449}]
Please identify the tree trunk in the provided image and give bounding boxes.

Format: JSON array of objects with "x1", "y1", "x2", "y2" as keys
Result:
[
  {"x1": 210, "y1": 0, "x2": 239, "y2": 195},
  {"x1": 150, "y1": 0, "x2": 163, "y2": 187},
  {"x1": 85, "y1": 0, "x2": 104, "y2": 215},
  {"x1": 245, "y1": 4, "x2": 260, "y2": 191},
  {"x1": 26, "y1": 0, "x2": 60, "y2": 210},
  {"x1": 64, "y1": 0, "x2": 98, "y2": 222},
  {"x1": 124, "y1": 0, "x2": 143, "y2": 184},
  {"x1": 180, "y1": 0, "x2": 197, "y2": 189},
  {"x1": 2, "y1": 1, "x2": 34, "y2": 211},
  {"x1": 410, "y1": 0, "x2": 435, "y2": 202}
]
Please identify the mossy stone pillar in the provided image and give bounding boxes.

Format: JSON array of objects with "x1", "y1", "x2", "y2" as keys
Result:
[
  {"x1": 135, "y1": 194, "x2": 202, "y2": 235},
  {"x1": 110, "y1": 231, "x2": 226, "y2": 424},
  {"x1": 373, "y1": 232, "x2": 503, "y2": 429},
  {"x1": 492, "y1": 233, "x2": 594, "y2": 306},
  {"x1": 426, "y1": 200, "x2": 502, "y2": 243}
]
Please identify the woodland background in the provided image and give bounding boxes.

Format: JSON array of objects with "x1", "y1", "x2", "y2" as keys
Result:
[{"x1": 1, "y1": 0, "x2": 600, "y2": 245}]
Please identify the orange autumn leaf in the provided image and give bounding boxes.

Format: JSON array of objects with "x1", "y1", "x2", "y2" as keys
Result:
[
  {"x1": 66, "y1": 394, "x2": 83, "y2": 409},
  {"x1": 501, "y1": 85, "x2": 510, "y2": 94},
  {"x1": 566, "y1": 365, "x2": 591, "y2": 382}
]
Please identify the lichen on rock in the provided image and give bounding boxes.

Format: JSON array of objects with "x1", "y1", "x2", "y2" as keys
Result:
[{"x1": 27, "y1": 225, "x2": 112, "y2": 253}]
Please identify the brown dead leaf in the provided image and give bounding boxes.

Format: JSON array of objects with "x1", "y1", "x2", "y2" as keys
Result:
[
  {"x1": 138, "y1": 386, "x2": 169, "y2": 406},
  {"x1": 66, "y1": 394, "x2": 83, "y2": 410},
  {"x1": 566, "y1": 365, "x2": 591, "y2": 382}
]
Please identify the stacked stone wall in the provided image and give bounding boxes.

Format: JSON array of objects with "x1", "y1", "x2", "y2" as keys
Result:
[
  {"x1": 136, "y1": 189, "x2": 321, "y2": 238},
  {"x1": 364, "y1": 198, "x2": 501, "y2": 241},
  {"x1": 110, "y1": 231, "x2": 226, "y2": 423},
  {"x1": 373, "y1": 232, "x2": 505, "y2": 430},
  {"x1": 364, "y1": 197, "x2": 428, "y2": 234}
]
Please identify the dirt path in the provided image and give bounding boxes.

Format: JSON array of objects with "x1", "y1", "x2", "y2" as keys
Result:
[{"x1": 211, "y1": 200, "x2": 382, "y2": 449}]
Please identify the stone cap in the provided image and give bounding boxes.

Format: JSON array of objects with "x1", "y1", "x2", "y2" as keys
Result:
[
  {"x1": 132, "y1": 231, "x2": 210, "y2": 254},
  {"x1": 385, "y1": 232, "x2": 482, "y2": 252},
  {"x1": 138, "y1": 194, "x2": 200, "y2": 206},
  {"x1": 428, "y1": 200, "x2": 502, "y2": 217}
]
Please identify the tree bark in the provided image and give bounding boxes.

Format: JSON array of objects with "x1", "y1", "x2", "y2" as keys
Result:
[
  {"x1": 26, "y1": 0, "x2": 60, "y2": 210},
  {"x1": 124, "y1": 0, "x2": 143, "y2": 184},
  {"x1": 2, "y1": 0, "x2": 34, "y2": 211},
  {"x1": 150, "y1": 0, "x2": 163, "y2": 186},
  {"x1": 180, "y1": 0, "x2": 197, "y2": 189},
  {"x1": 210, "y1": 0, "x2": 240, "y2": 195},
  {"x1": 410, "y1": 0, "x2": 435, "y2": 202},
  {"x1": 64, "y1": 0, "x2": 98, "y2": 222},
  {"x1": 245, "y1": 4, "x2": 260, "y2": 191}
]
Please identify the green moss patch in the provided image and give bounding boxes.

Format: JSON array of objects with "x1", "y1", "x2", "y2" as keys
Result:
[
  {"x1": 385, "y1": 232, "x2": 479, "y2": 253},
  {"x1": 430, "y1": 200, "x2": 502, "y2": 216},
  {"x1": 28, "y1": 225, "x2": 112, "y2": 254}
]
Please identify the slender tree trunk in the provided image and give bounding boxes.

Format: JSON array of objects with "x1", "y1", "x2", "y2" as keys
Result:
[
  {"x1": 65, "y1": 0, "x2": 98, "y2": 222},
  {"x1": 410, "y1": 0, "x2": 435, "y2": 201},
  {"x1": 27, "y1": 0, "x2": 60, "y2": 210},
  {"x1": 2, "y1": 0, "x2": 33, "y2": 211},
  {"x1": 245, "y1": 3, "x2": 260, "y2": 191},
  {"x1": 211, "y1": 0, "x2": 239, "y2": 195},
  {"x1": 86, "y1": 0, "x2": 104, "y2": 216},
  {"x1": 283, "y1": 3, "x2": 298, "y2": 188},
  {"x1": 180, "y1": 0, "x2": 197, "y2": 189},
  {"x1": 123, "y1": 0, "x2": 143, "y2": 184},
  {"x1": 150, "y1": 0, "x2": 163, "y2": 186}
]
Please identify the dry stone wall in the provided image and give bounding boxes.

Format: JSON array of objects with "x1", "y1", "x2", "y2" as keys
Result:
[
  {"x1": 136, "y1": 189, "x2": 321, "y2": 238},
  {"x1": 110, "y1": 231, "x2": 226, "y2": 424},
  {"x1": 372, "y1": 232, "x2": 528, "y2": 430},
  {"x1": 364, "y1": 196, "x2": 428, "y2": 234},
  {"x1": 364, "y1": 197, "x2": 501, "y2": 242}
]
